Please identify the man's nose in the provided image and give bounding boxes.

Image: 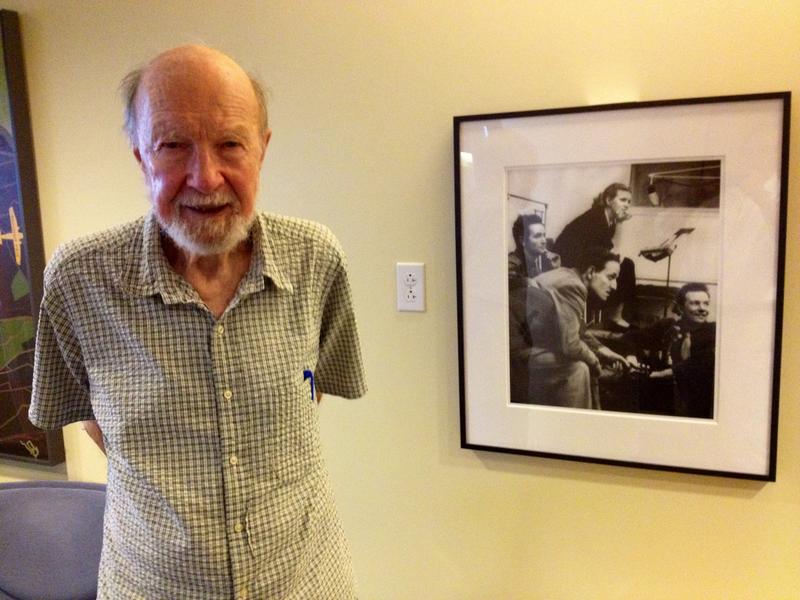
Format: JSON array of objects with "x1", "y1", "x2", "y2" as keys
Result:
[{"x1": 187, "y1": 146, "x2": 224, "y2": 193}]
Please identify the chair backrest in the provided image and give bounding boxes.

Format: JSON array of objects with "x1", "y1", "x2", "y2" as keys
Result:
[{"x1": 0, "y1": 480, "x2": 106, "y2": 600}]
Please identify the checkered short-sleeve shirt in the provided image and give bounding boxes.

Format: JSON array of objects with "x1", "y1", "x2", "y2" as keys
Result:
[{"x1": 29, "y1": 211, "x2": 367, "y2": 599}]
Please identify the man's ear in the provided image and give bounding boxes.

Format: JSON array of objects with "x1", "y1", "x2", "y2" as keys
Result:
[
  {"x1": 259, "y1": 129, "x2": 272, "y2": 162},
  {"x1": 133, "y1": 147, "x2": 149, "y2": 175}
]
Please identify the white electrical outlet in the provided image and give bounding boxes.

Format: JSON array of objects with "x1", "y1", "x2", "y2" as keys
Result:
[{"x1": 396, "y1": 262, "x2": 425, "y2": 312}]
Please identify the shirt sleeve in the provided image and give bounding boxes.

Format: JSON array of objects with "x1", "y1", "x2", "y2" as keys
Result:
[
  {"x1": 315, "y1": 249, "x2": 367, "y2": 399},
  {"x1": 28, "y1": 268, "x2": 94, "y2": 430}
]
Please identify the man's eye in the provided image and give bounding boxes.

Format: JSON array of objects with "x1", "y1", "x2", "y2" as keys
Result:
[
  {"x1": 159, "y1": 141, "x2": 185, "y2": 151},
  {"x1": 222, "y1": 141, "x2": 242, "y2": 149}
]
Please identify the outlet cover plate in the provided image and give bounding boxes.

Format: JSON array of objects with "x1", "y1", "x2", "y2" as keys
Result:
[{"x1": 396, "y1": 262, "x2": 425, "y2": 312}]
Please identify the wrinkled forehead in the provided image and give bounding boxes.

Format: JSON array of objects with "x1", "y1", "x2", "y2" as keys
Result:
[
  {"x1": 136, "y1": 89, "x2": 261, "y2": 150},
  {"x1": 139, "y1": 69, "x2": 254, "y2": 111}
]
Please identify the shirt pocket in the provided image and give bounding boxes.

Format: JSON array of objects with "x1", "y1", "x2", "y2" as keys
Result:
[{"x1": 243, "y1": 374, "x2": 322, "y2": 486}]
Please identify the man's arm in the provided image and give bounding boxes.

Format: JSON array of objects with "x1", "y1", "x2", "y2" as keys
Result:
[
  {"x1": 315, "y1": 248, "x2": 367, "y2": 399},
  {"x1": 594, "y1": 344, "x2": 630, "y2": 371},
  {"x1": 549, "y1": 283, "x2": 601, "y2": 373},
  {"x1": 82, "y1": 420, "x2": 106, "y2": 454},
  {"x1": 29, "y1": 261, "x2": 95, "y2": 431}
]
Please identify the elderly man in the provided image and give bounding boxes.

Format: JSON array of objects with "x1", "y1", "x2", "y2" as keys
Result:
[{"x1": 29, "y1": 45, "x2": 366, "y2": 599}]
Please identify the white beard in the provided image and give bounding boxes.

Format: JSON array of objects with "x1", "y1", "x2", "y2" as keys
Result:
[{"x1": 156, "y1": 189, "x2": 256, "y2": 256}]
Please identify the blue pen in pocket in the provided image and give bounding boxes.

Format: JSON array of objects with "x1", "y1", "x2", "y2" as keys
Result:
[{"x1": 303, "y1": 369, "x2": 315, "y2": 402}]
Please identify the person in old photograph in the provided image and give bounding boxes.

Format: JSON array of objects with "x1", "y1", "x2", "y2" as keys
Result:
[
  {"x1": 509, "y1": 246, "x2": 629, "y2": 409},
  {"x1": 553, "y1": 183, "x2": 636, "y2": 330},
  {"x1": 508, "y1": 213, "x2": 560, "y2": 290},
  {"x1": 622, "y1": 282, "x2": 716, "y2": 418},
  {"x1": 28, "y1": 45, "x2": 366, "y2": 599}
]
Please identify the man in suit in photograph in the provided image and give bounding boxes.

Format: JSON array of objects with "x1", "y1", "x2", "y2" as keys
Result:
[
  {"x1": 508, "y1": 212, "x2": 560, "y2": 290},
  {"x1": 509, "y1": 246, "x2": 628, "y2": 408}
]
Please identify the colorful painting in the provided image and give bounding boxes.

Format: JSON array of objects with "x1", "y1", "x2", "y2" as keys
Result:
[{"x1": 0, "y1": 10, "x2": 64, "y2": 465}]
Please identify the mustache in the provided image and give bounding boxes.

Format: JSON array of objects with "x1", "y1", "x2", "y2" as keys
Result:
[{"x1": 177, "y1": 189, "x2": 238, "y2": 209}]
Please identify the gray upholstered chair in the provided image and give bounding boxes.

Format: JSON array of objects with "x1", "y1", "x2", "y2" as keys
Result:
[{"x1": 0, "y1": 480, "x2": 105, "y2": 600}]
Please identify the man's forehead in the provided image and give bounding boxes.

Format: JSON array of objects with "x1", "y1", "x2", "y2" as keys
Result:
[
  {"x1": 685, "y1": 291, "x2": 710, "y2": 302},
  {"x1": 146, "y1": 115, "x2": 256, "y2": 137},
  {"x1": 139, "y1": 73, "x2": 255, "y2": 111},
  {"x1": 136, "y1": 74, "x2": 261, "y2": 139},
  {"x1": 137, "y1": 47, "x2": 257, "y2": 112},
  {"x1": 598, "y1": 261, "x2": 620, "y2": 276}
]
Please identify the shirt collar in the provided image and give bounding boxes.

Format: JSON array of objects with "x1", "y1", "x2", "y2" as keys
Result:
[
  {"x1": 121, "y1": 211, "x2": 294, "y2": 301},
  {"x1": 603, "y1": 207, "x2": 614, "y2": 228},
  {"x1": 252, "y1": 213, "x2": 293, "y2": 293}
]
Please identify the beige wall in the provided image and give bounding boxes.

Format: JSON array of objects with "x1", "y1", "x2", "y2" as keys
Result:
[{"x1": 1, "y1": 1, "x2": 798, "y2": 598}]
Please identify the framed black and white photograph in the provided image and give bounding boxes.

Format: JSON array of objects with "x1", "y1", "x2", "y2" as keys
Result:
[{"x1": 454, "y1": 93, "x2": 789, "y2": 480}]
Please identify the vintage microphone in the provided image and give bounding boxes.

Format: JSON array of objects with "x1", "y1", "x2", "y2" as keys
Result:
[
  {"x1": 639, "y1": 228, "x2": 695, "y2": 316},
  {"x1": 647, "y1": 177, "x2": 660, "y2": 206}
]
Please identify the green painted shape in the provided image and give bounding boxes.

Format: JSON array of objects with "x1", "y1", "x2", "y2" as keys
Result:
[
  {"x1": 11, "y1": 269, "x2": 30, "y2": 300},
  {"x1": 0, "y1": 33, "x2": 10, "y2": 133},
  {"x1": 0, "y1": 316, "x2": 34, "y2": 368}
]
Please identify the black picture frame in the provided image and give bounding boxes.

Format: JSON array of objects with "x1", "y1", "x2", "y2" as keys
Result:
[
  {"x1": 0, "y1": 10, "x2": 64, "y2": 465},
  {"x1": 454, "y1": 92, "x2": 789, "y2": 480}
]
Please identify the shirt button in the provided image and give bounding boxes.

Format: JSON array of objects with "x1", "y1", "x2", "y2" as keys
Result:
[
  {"x1": 216, "y1": 324, "x2": 224, "y2": 336},
  {"x1": 223, "y1": 389, "x2": 233, "y2": 400},
  {"x1": 239, "y1": 587, "x2": 249, "y2": 599},
  {"x1": 229, "y1": 455, "x2": 238, "y2": 466},
  {"x1": 234, "y1": 521, "x2": 244, "y2": 533}
]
